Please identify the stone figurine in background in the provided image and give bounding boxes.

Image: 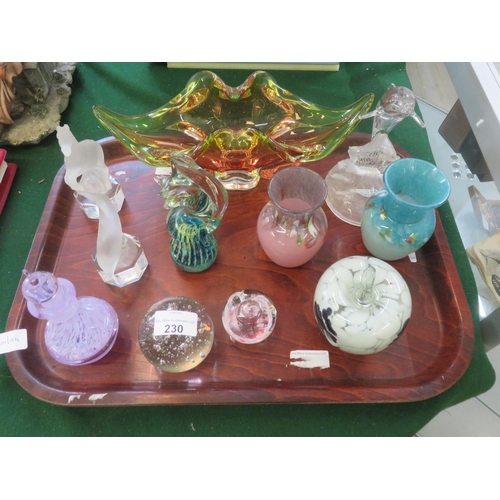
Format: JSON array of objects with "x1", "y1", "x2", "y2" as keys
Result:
[
  {"x1": 0, "y1": 62, "x2": 24, "y2": 125},
  {"x1": 57, "y1": 125, "x2": 148, "y2": 287},
  {"x1": 325, "y1": 84, "x2": 426, "y2": 226},
  {"x1": 0, "y1": 62, "x2": 76, "y2": 146}
]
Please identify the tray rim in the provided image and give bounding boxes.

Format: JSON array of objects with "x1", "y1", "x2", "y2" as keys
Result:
[{"x1": 5, "y1": 134, "x2": 475, "y2": 406}]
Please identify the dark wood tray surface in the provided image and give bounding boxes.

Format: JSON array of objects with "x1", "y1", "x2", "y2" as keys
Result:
[{"x1": 5, "y1": 133, "x2": 474, "y2": 406}]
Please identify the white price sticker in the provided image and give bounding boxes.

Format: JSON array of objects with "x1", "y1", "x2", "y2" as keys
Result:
[
  {"x1": 153, "y1": 310, "x2": 198, "y2": 337},
  {"x1": 0, "y1": 329, "x2": 28, "y2": 354},
  {"x1": 290, "y1": 350, "x2": 330, "y2": 369}
]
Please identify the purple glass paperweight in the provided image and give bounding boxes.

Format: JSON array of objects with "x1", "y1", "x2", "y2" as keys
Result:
[
  {"x1": 222, "y1": 289, "x2": 277, "y2": 344},
  {"x1": 21, "y1": 270, "x2": 119, "y2": 366}
]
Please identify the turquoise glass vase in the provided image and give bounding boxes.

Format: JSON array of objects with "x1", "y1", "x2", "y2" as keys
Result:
[{"x1": 360, "y1": 158, "x2": 450, "y2": 261}]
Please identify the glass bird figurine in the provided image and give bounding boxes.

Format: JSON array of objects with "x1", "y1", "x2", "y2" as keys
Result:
[{"x1": 325, "y1": 84, "x2": 426, "y2": 226}]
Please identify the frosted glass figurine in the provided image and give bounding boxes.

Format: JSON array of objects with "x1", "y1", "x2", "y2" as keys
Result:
[
  {"x1": 21, "y1": 269, "x2": 119, "y2": 365},
  {"x1": 57, "y1": 125, "x2": 148, "y2": 286},
  {"x1": 57, "y1": 124, "x2": 124, "y2": 219}
]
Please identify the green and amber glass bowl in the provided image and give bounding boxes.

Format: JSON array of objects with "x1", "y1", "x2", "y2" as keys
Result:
[{"x1": 93, "y1": 70, "x2": 374, "y2": 189}]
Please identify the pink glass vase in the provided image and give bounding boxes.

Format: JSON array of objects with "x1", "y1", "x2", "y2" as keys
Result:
[{"x1": 257, "y1": 167, "x2": 328, "y2": 268}]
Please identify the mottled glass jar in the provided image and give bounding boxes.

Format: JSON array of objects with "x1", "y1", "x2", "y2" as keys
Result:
[
  {"x1": 314, "y1": 256, "x2": 412, "y2": 355},
  {"x1": 361, "y1": 158, "x2": 450, "y2": 261},
  {"x1": 257, "y1": 167, "x2": 328, "y2": 268}
]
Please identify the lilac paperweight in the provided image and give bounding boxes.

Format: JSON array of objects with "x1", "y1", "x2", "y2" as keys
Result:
[{"x1": 21, "y1": 270, "x2": 119, "y2": 365}]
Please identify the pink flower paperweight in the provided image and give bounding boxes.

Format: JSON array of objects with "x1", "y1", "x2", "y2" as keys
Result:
[{"x1": 222, "y1": 289, "x2": 277, "y2": 344}]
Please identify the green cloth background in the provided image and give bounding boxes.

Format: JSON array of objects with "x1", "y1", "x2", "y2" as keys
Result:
[{"x1": 0, "y1": 62, "x2": 495, "y2": 436}]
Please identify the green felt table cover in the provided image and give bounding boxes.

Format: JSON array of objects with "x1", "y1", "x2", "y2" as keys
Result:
[{"x1": 0, "y1": 62, "x2": 495, "y2": 436}]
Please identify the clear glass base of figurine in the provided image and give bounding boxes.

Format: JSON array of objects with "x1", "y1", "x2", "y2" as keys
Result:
[
  {"x1": 222, "y1": 289, "x2": 277, "y2": 344},
  {"x1": 74, "y1": 175, "x2": 124, "y2": 219},
  {"x1": 215, "y1": 169, "x2": 260, "y2": 190},
  {"x1": 325, "y1": 134, "x2": 399, "y2": 227},
  {"x1": 93, "y1": 233, "x2": 148, "y2": 287}
]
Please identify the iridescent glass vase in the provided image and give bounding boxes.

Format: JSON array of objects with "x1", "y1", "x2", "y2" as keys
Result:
[
  {"x1": 257, "y1": 166, "x2": 328, "y2": 267},
  {"x1": 361, "y1": 158, "x2": 450, "y2": 260},
  {"x1": 93, "y1": 70, "x2": 374, "y2": 189}
]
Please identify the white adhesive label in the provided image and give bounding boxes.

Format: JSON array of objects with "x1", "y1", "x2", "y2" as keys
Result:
[
  {"x1": 154, "y1": 310, "x2": 198, "y2": 337},
  {"x1": 155, "y1": 166, "x2": 172, "y2": 176},
  {"x1": 290, "y1": 350, "x2": 330, "y2": 369},
  {"x1": 0, "y1": 329, "x2": 28, "y2": 354}
]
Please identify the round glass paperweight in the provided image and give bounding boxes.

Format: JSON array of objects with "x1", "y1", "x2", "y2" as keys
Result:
[
  {"x1": 138, "y1": 296, "x2": 214, "y2": 373},
  {"x1": 222, "y1": 289, "x2": 277, "y2": 344}
]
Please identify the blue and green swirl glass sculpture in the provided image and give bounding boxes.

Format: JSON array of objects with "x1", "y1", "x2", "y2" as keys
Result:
[{"x1": 158, "y1": 154, "x2": 228, "y2": 272}]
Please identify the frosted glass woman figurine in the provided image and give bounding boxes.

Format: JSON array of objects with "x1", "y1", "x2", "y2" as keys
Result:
[{"x1": 57, "y1": 125, "x2": 148, "y2": 287}]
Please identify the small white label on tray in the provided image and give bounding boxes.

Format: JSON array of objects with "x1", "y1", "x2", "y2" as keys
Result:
[
  {"x1": 290, "y1": 350, "x2": 330, "y2": 369},
  {"x1": 0, "y1": 329, "x2": 28, "y2": 354},
  {"x1": 155, "y1": 166, "x2": 172, "y2": 176},
  {"x1": 153, "y1": 310, "x2": 198, "y2": 337}
]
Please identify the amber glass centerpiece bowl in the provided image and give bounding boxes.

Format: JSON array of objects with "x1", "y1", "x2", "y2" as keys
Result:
[{"x1": 93, "y1": 71, "x2": 374, "y2": 189}]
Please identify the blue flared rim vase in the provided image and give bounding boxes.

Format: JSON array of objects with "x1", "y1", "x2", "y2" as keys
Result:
[{"x1": 382, "y1": 158, "x2": 450, "y2": 223}]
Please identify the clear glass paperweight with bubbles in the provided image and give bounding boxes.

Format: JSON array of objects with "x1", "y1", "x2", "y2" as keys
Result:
[
  {"x1": 93, "y1": 70, "x2": 374, "y2": 190},
  {"x1": 222, "y1": 289, "x2": 277, "y2": 344},
  {"x1": 138, "y1": 296, "x2": 214, "y2": 373},
  {"x1": 21, "y1": 270, "x2": 119, "y2": 365}
]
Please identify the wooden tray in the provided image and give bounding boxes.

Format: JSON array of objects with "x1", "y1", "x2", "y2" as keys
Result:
[{"x1": 5, "y1": 134, "x2": 475, "y2": 406}]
